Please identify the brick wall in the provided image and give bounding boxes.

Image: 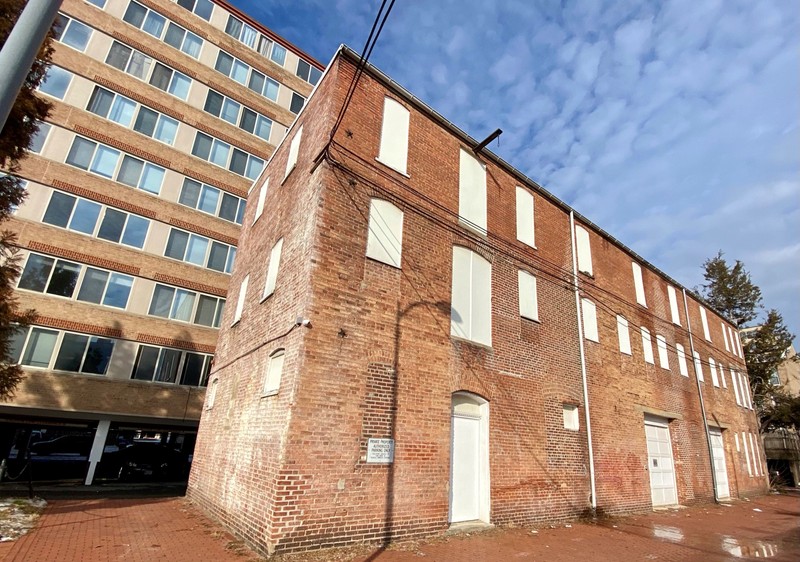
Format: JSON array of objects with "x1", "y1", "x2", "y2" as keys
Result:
[{"x1": 188, "y1": 51, "x2": 768, "y2": 556}]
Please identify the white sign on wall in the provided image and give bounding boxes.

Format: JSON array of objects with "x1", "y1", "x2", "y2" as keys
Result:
[{"x1": 366, "y1": 438, "x2": 395, "y2": 464}]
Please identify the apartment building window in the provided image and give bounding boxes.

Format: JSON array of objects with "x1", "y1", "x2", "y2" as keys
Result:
[
  {"x1": 458, "y1": 149, "x2": 487, "y2": 235},
  {"x1": 149, "y1": 284, "x2": 224, "y2": 328},
  {"x1": 88, "y1": 86, "x2": 178, "y2": 145},
  {"x1": 66, "y1": 136, "x2": 166, "y2": 194},
  {"x1": 9, "y1": 326, "x2": 115, "y2": 375},
  {"x1": 641, "y1": 327, "x2": 655, "y2": 364},
  {"x1": 284, "y1": 126, "x2": 302, "y2": 179},
  {"x1": 215, "y1": 51, "x2": 280, "y2": 102},
  {"x1": 698, "y1": 306, "x2": 711, "y2": 341},
  {"x1": 192, "y1": 132, "x2": 265, "y2": 180},
  {"x1": 693, "y1": 351, "x2": 704, "y2": 382},
  {"x1": 262, "y1": 349, "x2": 285, "y2": 396},
  {"x1": 179, "y1": 178, "x2": 245, "y2": 224},
  {"x1": 632, "y1": 262, "x2": 647, "y2": 307},
  {"x1": 176, "y1": 0, "x2": 213, "y2": 21},
  {"x1": 43, "y1": 191, "x2": 150, "y2": 248},
  {"x1": 515, "y1": 187, "x2": 535, "y2": 248},
  {"x1": 86, "y1": 0, "x2": 106, "y2": 7},
  {"x1": 366, "y1": 199, "x2": 403, "y2": 268},
  {"x1": 296, "y1": 59, "x2": 322, "y2": 86},
  {"x1": 676, "y1": 343, "x2": 689, "y2": 376},
  {"x1": 667, "y1": 285, "x2": 681, "y2": 325},
  {"x1": 164, "y1": 228, "x2": 236, "y2": 273},
  {"x1": 451, "y1": 246, "x2": 492, "y2": 346},
  {"x1": 106, "y1": 41, "x2": 191, "y2": 100},
  {"x1": 656, "y1": 335, "x2": 669, "y2": 370},
  {"x1": 131, "y1": 344, "x2": 211, "y2": 386},
  {"x1": 54, "y1": 14, "x2": 92, "y2": 52},
  {"x1": 575, "y1": 225, "x2": 593, "y2": 275},
  {"x1": 29, "y1": 123, "x2": 52, "y2": 154},
  {"x1": 18, "y1": 253, "x2": 133, "y2": 309},
  {"x1": 38, "y1": 66, "x2": 73, "y2": 99},
  {"x1": 204, "y1": 90, "x2": 273, "y2": 141},
  {"x1": 290, "y1": 92, "x2": 305, "y2": 114},
  {"x1": 518, "y1": 270, "x2": 539, "y2": 322},
  {"x1": 377, "y1": 98, "x2": 409, "y2": 174},
  {"x1": 581, "y1": 298, "x2": 598, "y2": 342},
  {"x1": 123, "y1": 2, "x2": 203, "y2": 59},
  {"x1": 224, "y1": 15, "x2": 287, "y2": 67},
  {"x1": 233, "y1": 275, "x2": 248, "y2": 324},
  {"x1": 617, "y1": 315, "x2": 631, "y2": 355},
  {"x1": 262, "y1": 239, "x2": 284, "y2": 299}
]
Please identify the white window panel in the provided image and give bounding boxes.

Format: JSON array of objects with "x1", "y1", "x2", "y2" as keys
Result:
[
  {"x1": 515, "y1": 186, "x2": 535, "y2": 248},
  {"x1": 458, "y1": 149, "x2": 487, "y2": 235},
  {"x1": 727, "y1": 326, "x2": 737, "y2": 357},
  {"x1": 656, "y1": 335, "x2": 669, "y2": 370},
  {"x1": 232, "y1": 275, "x2": 248, "y2": 324},
  {"x1": 366, "y1": 199, "x2": 403, "y2": 268},
  {"x1": 735, "y1": 331, "x2": 743, "y2": 357},
  {"x1": 699, "y1": 306, "x2": 711, "y2": 341},
  {"x1": 632, "y1": 262, "x2": 647, "y2": 307},
  {"x1": 641, "y1": 327, "x2": 654, "y2": 364},
  {"x1": 517, "y1": 270, "x2": 538, "y2": 321},
  {"x1": 206, "y1": 377, "x2": 218, "y2": 409},
  {"x1": 742, "y1": 431, "x2": 752, "y2": 476},
  {"x1": 720, "y1": 364, "x2": 728, "y2": 388},
  {"x1": 709, "y1": 357, "x2": 720, "y2": 387},
  {"x1": 263, "y1": 238, "x2": 284, "y2": 299},
  {"x1": 284, "y1": 126, "x2": 302, "y2": 179},
  {"x1": 693, "y1": 351, "x2": 704, "y2": 382},
  {"x1": 667, "y1": 285, "x2": 681, "y2": 325},
  {"x1": 253, "y1": 178, "x2": 268, "y2": 223},
  {"x1": 377, "y1": 97, "x2": 410, "y2": 174},
  {"x1": 575, "y1": 225, "x2": 593, "y2": 275},
  {"x1": 581, "y1": 298, "x2": 598, "y2": 342},
  {"x1": 749, "y1": 433, "x2": 759, "y2": 476},
  {"x1": 616, "y1": 315, "x2": 631, "y2": 355},
  {"x1": 740, "y1": 372, "x2": 752, "y2": 409},
  {"x1": 721, "y1": 322, "x2": 730, "y2": 352},
  {"x1": 730, "y1": 367, "x2": 741, "y2": 405},
  {"x1": 734, "y1": 432, "x2": 740, "y2": 452},
  {"x1": 563, "y1": 404, "x2": 579, "y2": 431},
  {"x1": 450, "y1": 246, "x2": 492, "y2": 346},
  {"x1": 262, "y1": 349, "x2": 284, "y2": 395}
]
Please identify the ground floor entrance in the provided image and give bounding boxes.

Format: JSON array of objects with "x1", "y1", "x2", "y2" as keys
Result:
[
  {"x1": 644, "y1": 415, "x2": 678, "y2": 507},
  {"x1": 450, "y1": 392, "x2": 490, "y2": 524},
  {"x1": 709, "y1": 428, "x2": 730, "y2": 499}
]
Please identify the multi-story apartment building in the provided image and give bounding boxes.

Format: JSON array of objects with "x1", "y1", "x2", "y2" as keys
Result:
[
  {"x1": 188, "y1": 46, "x2": 769, "y2": 555},
  {"x1": 1, "y1": 0, "x2": 321, "y2": 483}
]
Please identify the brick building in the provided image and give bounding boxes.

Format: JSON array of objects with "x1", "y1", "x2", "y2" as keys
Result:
[
  {"x1": 187, "y1": 46, "x2": 769, "y2": 555},
  {"x1": 1, "y1": 0, "x2": 321, "y2": 483}
]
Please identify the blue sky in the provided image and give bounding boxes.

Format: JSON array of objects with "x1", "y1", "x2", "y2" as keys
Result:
[{"x1": 230, "y1": 0, "x2": 799, "y2": 337}]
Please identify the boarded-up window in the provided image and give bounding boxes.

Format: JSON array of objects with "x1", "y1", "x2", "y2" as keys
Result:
[
  {"x1": 632, "y1": 262, "x2": 647, "y2": 307},
  {"x1": 641, "y1": 327, "x2": 654, "y2": 364},
  {"x1": 721, "y1": 322, "x2": 730, "y2": 352},
  {"x1": 693, "y1": 351, "x2": 704, "y2": 382},
  {"x1": 366, "y1": 199, "x2": 403, "y2": 268},
  {"x1": 284, "y1": 125, "x2": 302, "y2": 179},
  {"x1": 575, "y1": 225, "x2": 592, "y2": 275},
  {"x1": 699, "y1": 306, "x2": 711, "y2": 341},
  {"x1": 676, "y1": 343, "x2": 689, "y2": 376},
  {"x1": 709, "y1": 357, "x2": 720, "y2": 387},
  {"x1": 377, "y1": 97, "x2": 409, "y2": 174},
  {"x1": 667, "y1": 285, "x2": 681, "y2": 325},
  {"x1": 262, "y1": 349, "x2": 284, "y2": 395},
  {"x1": 730, "y1": 366, "x2": 741, "y2": 404},
  {"x1": 581, "y1": 298, "x2": 598, "y2": 342},
  {"x1": 458, "y1": 149, "x2": 487, "y2": 234},
  {"x1": 232, "y1": 274, "x2": 248, "y2": 324},
  {"x1": 262, "y1": 238, "x2": 283, "y2": 298},
  {"x1": 451, "y1": 246, "x2": 491, "y2": 346},
  {"x1": 656, "y1": 335, "x2": 669, "y2": 370},
  {"x1": 617, "y1": 315, "x2": 631, "y2": 355},
  {"x1": 253, "y1": 178, "x2": 268, "y2": 223},
  {"x1": 518, "y1": 270, "x2": 538, "y2": 321},
  {"x1": 515, "y1": 186, "x2": 535, "y2": 247}
]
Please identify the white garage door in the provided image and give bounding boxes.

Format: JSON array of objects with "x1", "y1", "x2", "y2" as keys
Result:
[{"x1": 645, "y1": 416, "x2": 678, "y2": 507}]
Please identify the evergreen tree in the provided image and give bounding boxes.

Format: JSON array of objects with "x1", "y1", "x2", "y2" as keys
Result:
[
  {"x1": 0, "y1": 0, "x2": 56, "y2": 399},
  {"x1": 700, "y1": 251, "x2": 762, "y2": 328}
]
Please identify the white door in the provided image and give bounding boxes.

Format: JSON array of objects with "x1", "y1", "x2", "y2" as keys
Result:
[
  {"x1": 645, "y1": 417, "x2": 678, "y2": 507},
  {"x1": 450, "y1": 414, "x2": 481, "y2": 522},
  {"x1": 709, "y1": 428, "x2": 730, "y2": 499}
]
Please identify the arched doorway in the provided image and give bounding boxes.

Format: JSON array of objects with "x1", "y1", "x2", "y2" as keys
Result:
[{"x1": 449, "y1": 392, "x2": 490, "y2": 524}]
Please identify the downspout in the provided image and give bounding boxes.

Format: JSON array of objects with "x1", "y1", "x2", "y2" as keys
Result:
[
  {"x1": 682, "y1": 288, "x2": 720, "y2": 503},
  {"x1": 569, "y1": 211, "x2": 597, "y2": 514}
]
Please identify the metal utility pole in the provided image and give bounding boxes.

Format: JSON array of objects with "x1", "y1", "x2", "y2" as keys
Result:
[{"x1": 0, "y1": 0, "x2": 62, "y2": 133}]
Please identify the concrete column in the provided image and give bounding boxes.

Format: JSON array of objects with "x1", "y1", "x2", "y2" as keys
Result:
[
  {"x1": 85, "y1": 419, "x2": 111, "y2": 485},
  {"x1": 0, "y1": 0, "x2": 63, "y2": 132}
]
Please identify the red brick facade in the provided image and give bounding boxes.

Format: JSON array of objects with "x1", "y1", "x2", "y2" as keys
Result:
[{"x1": 188, "y1": 48, "x2": 768, "y2": 556}]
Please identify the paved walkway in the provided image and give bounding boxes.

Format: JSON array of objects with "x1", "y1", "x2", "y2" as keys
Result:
[{"x1": 1, "y1": 493, "x2": 798, "y2": 561}]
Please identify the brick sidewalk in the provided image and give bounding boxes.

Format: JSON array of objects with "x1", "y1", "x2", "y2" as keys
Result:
[{"x1": 1, "y1": 493, "x2": 798, "y2": 561}]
